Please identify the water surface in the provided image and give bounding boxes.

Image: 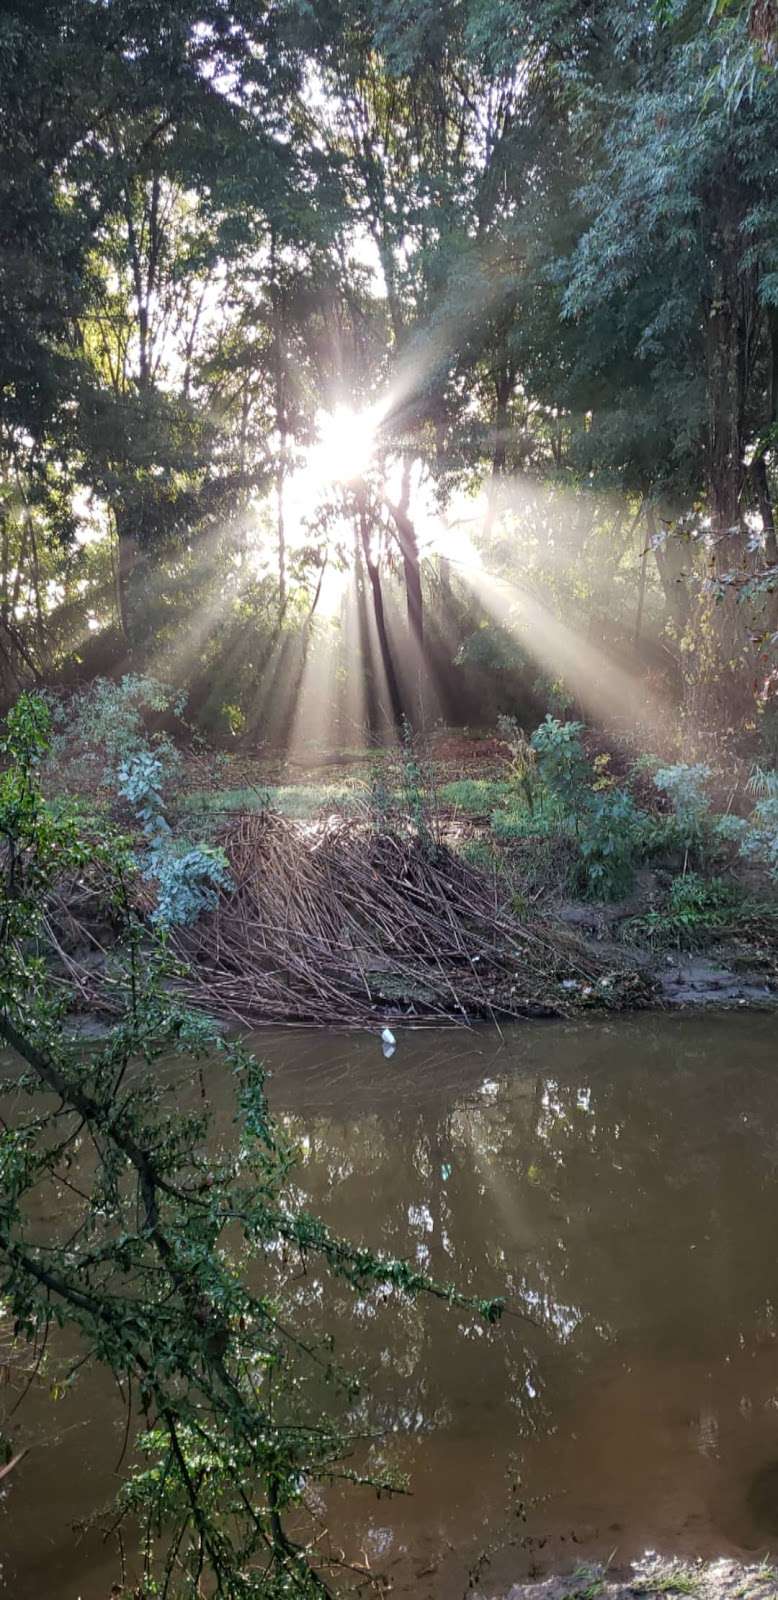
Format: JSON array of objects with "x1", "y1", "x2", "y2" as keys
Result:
[{"x1": 4, "y1": 1014, "x2": 778, "y2": 1596}]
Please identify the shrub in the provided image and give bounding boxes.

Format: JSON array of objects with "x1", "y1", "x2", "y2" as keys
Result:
[
  {"x1": 118, "y1": 746, "x2": 233, "y2": 927},
  {"x1": 496, "y1": 713, "x2": 538, "y2": 812},
  {"x1": 118, "y1": 749, "x2": 171, "y2": 843},
  {"x1": 48, "y1": 675, "x2": 184, "y2": 793},
  {"x1": 577, "y1": 788, "x2": 646, "y2": 901},
  {"x1": 741, "y1": 766, "x2": 778, "y2": 878},
  {"x1": 530, "y1": 716, "x2": 589, "y2": 824},
  {"x1": 399, "y1": 717, "x2": 437, "y2": 843},
  {"x1": 652, "y1": 763, "x2": 712, "y2": 861},
  {"x1": 454, "y1": 622, "x2": 527, "y2": 674},
  {"x1": 148, "y1": 844, "x2": 233, "y2": 929},
  {"x1": 533, "y1": 673, "x2": 574, "y2": 718},
  {"x1": 621, "y1": 873, "x2": 766, "y2": 948}
]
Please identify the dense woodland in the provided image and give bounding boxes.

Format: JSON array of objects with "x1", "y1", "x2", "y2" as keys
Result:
[{"x1": 2, "y1": 0, "x2": 777, "y2": 746}]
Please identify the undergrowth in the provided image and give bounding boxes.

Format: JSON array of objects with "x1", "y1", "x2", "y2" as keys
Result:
[
  {"x1": 439, "y1": 777, "x2": 514, "y2": 812},
  {"x1": 178, "y1": 783, "x2": 359, "y2": 820},
  {"x1": 621, "y1": 873, "x2": 778, "y2": 949}
]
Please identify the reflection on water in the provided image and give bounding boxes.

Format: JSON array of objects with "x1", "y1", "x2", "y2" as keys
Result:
[{"x1": 4, "y1": 1013, "x2": 778, "y2": 1597}]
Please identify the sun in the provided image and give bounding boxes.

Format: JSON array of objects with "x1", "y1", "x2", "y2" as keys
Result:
[
  {"x1": 279, "y1": 400, "x2": 387, "y2": 552},
  {"x1": 313, "y1": 403, "x2": 381, "y2": 486}
]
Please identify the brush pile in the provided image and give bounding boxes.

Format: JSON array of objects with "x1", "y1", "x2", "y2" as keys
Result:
[{"x1": 170, "y1": 810, "x2": 653, "y2": 1027}]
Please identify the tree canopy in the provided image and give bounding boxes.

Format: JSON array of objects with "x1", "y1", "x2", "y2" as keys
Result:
[{"x1": 1, "y1": 0, "x2": 777, "y2": 742}]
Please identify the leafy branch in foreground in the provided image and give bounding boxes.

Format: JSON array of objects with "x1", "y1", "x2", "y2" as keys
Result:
[{"x1": 0, "y1": 695, "x2": 503, "y2": 1598}]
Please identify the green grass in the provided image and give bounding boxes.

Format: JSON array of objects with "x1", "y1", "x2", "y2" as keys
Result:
[
  {"x1": 630, "y1": 1567, "x2": 700, "y2": 1596},
  {"x1": 621, "y1": 874, "x2": 778, "y2": 950},
  {"x1": 438, "y1": 778, "x2": 515, "y2": 811},
  {"x1": 178, "y1": 783, "x2": 359, "y2": 820},
  {"x1": 559, "y1": 1567, "x2": 607, "y2": 1600},
  {"x1": 489, "y1": 804, "x2": 563, "y2": 841},
  {"x1": 732, "y1": 1559, "x2": 778, "y2": 1597}
]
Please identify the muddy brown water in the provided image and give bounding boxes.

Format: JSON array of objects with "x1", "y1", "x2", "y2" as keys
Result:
[{"x1": 4, "y1": 1013, "x2": 778, "y2": 1597}]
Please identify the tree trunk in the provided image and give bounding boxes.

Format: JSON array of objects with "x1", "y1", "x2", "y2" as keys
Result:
[
  {"x1": 704, "y1": 177, "x2": 755, "y2": 693},
  {"x1": 115, "y1": 511, "x2": 140, "y2": 653},
  {"x1": 276, "y1": 443, "x2": 287, "y2": 613},
  {"x1": 634, "y1": 543, "x2": 648, "y2": 647},
  {"x1": 753, "y1": 456, "x2": 778, "y2": 566},
  {"x1": 389, "y1": 461, "x2": 424, "y2": 649},
  {"x1": 357, "y1": 495, "x2": 404, "y2": 733},
  {"x1": 647, "y1": 504, "x2": 690, "y2": 634},
  {"x1": 483, "y1": 367, "x2": 514, "y2": 540},
  {"x1": 352, "y1": 530, "x2": 380, "y2": 740},
  {"x1": 707, "y1": 297, "x2": 744, "y2": 545}
]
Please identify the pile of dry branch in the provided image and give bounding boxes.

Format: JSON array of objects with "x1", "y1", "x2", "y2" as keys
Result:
[{"x1": 169, "y1": 811, "x2": 651, "y2": 1028}]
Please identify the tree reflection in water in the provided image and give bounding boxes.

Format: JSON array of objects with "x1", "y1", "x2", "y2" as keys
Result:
[
  {"x1": 267, "y1": 1014, "x2": 778, "y2": 1592},
  {"x1": 6, "y1": 1014, "x2": 778, "y2": 1598}
]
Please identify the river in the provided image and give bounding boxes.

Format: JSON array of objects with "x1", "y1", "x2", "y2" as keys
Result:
[{"x1": 3, "y1": 1013, "x2": 778, "y2": 1596}]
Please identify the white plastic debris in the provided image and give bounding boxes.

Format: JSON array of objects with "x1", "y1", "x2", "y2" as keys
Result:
[{"x1": 381, "y1": 1026, "x2": 396, "y2": 1058}]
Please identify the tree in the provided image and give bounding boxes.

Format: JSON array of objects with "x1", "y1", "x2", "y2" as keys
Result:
[
  {"x1": 0, "y1": 695, "x2": 502, "y2": 1595},
  {"x1": 560, "y1": 0, "x2": 778, "y2": 704}
]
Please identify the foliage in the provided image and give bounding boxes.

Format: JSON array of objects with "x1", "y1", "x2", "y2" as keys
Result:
[
  {"x1": 118, "y1": 748, "x2": 172, "y2": 843},
  {"x1": 0, "y1": 695, "x2": 503, "y2": 1596},
  {"x1": 530, "y1": 718, "x2": 590, "y2": 825},
  {"x1": 399, "y1": 718, "x2": 438, "y2": 845},
  {"x1": 532, "y1": 675, "x2": 574, "y2": 720},
  {"x1": 454, "y1": 624, "x2": 527, "y2": 674},
  {"x1": 148, "y1": 844, "x2": 234, "y2": 930},
  {"x1": 741, "y1": 765, "x2": 778, "y2": 877},
  {"x1": 0, "y1": 0, "x2": 777, "y2": 736},
  {"x1": 45, "y1": 680, "x2": 235, "y2": 929},
  {"x1": 712, "y1": 811, "x2": 752, "y2": 848},
  {"x1": 653, "y1": 764, "x2": 713, "y2": 861},
  {"x1": 489, "y1": 800, "x2": 561, "y2": 841},
  {"x1": 49, "y1": 676, "x2": 183, "y2": 795},
  {"x1": 496, "y1": 713, "x2": 539, "y2": 813},
  {"x1": 576, "y1": 788, "x2": 646, "y2": 901},
  {"x1": 439, "y1": 778, "x2": 514, "y2": 812},
  {"x1": 118, "y1": 744, "x2": 234, "y2": 928},
  {"x1": 362, "y1": 725, "x2": 441, "y2": 847},
  {"x1": 523, "y1": 717, "x2": 646, "y2": 897},
  {"x1": 621, "y1": 872, "x2": 777, "y2": 947}
]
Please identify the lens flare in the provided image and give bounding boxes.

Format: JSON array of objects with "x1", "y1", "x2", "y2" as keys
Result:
[{"x1": 314, "y1": 404, "x2": 380, "y2": 485}]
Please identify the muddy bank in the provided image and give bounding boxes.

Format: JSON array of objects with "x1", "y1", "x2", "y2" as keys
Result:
[
  {"x1": 489, "y1": 1559, "x2": 778, "y2": 1600},
  {"x1": 556, "y1": 879, "x2": 778, "y2": 1012},
  {"x1": 654, "y1": 954, "x2": 778, "y2": 1008}
]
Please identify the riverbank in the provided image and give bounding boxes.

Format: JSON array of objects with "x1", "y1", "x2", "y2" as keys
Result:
[
  {"x1": 490, "y1": 1560, "x2": 778, "y2": 1600},
  {"x1": 167, "y1": 731, "x2": 778, "y2": 1024},
  {"x1": 43, "y1": 725, "x2": 778, "y2": 1028}
]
